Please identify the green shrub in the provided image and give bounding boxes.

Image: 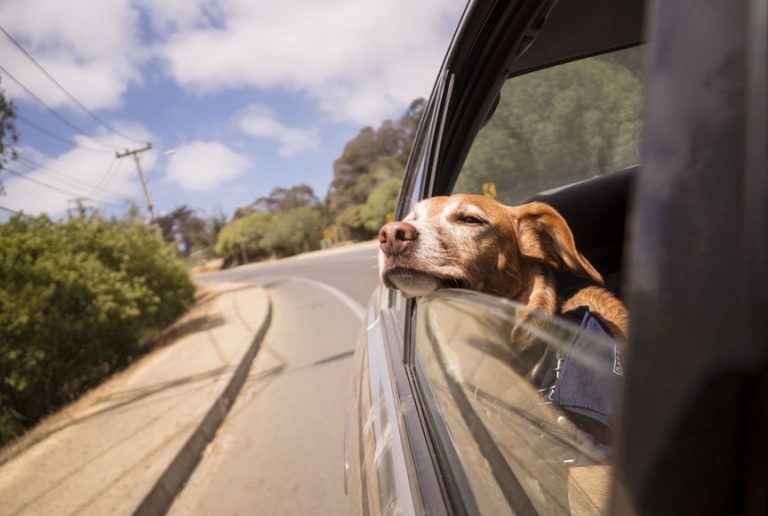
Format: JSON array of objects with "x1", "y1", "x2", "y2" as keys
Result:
[
  {"x1": 261, "y1": 206, "x2": 328, "y2": 257},
  {"x1": 0, "y1": 212, "x2": 194, "y2": 445},
  {"x1": 360, "y1": 177, "x2": 402, "y2": 234},
  {"x1": 214, "y1": 211, "x2": 274, "y2": 264},
  {"x1": 215, "y1": 207, "x2": 329, "y2": 262}
]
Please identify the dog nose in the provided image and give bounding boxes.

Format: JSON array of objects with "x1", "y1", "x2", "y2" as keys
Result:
[{"x1": 379, "y1": 222, "x2": 418, "y2": 256}]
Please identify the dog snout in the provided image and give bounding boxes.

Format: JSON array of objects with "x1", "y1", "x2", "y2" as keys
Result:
[{"x1": 379, "y1": 221, "x2": 418, "y2": 256}]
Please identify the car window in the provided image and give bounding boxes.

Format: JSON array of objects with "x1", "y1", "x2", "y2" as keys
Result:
[
  {"x1": 390, "y1": 71, "x2": 452, "y2": 318},
  {"x1": 451, "y1": 46, "x2": 644, "y2": 203},
  {"x1": 413, "y1": 290, "x2": 624, "y2": 515},
  {"x1": 396, "y1": 69, "x2": 450, "y2": 220}
]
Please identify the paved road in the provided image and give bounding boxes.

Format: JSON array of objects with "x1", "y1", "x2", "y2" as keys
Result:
[
  {"x1": 197, "y1": 242, "x2": 380, "y2": 308},
  {"x1": 171, "y1": 241, "x2": 380, "y2": 515}
]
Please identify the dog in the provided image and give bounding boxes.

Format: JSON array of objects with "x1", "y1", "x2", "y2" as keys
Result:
[{"x1": 378, "y1": 194, "x2": 628, "y2": 341}]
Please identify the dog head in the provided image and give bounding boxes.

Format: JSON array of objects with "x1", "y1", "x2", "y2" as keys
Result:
[{"x1": 378, "y1": 194, "x2": 603, "y2": 303}]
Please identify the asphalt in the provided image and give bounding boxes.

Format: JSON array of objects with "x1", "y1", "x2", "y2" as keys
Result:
[{"x1": 0, "y1": 281, "x2": 272, "y2": 516}]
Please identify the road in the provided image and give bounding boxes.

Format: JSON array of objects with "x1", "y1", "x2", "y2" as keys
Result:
[{"x1": 170, "y1": 241, "x2": 380, "y2": 515}]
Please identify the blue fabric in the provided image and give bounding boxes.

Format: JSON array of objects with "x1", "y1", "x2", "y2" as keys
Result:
[
  {"x1": 554, "y1": 306, "x2": 624, "y2": 427},
  {"x1": 533, "y1": 306, "x2": 625, "y2": 460}
]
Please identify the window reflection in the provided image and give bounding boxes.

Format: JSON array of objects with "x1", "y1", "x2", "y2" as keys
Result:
[{"x1": 415, "y1": 290, "x2": 624, "y2": 515}]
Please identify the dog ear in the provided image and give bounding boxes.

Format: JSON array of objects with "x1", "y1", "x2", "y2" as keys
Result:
[{"x1": 512, "y1": 202, "x2": 604, "y2": 285}]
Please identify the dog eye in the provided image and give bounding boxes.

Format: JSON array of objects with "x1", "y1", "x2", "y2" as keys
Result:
[{"x1": 457, "y1": 215, "x2": 485, "y2": 225}]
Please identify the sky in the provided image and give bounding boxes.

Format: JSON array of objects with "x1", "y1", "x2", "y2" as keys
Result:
[{"x1": 0, "y1": 0, "x2": 466, "y2": 221}]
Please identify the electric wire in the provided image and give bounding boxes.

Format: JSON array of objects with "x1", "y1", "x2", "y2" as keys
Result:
[
  {"x1": 3, "y1": 167, "x2": 127, "y2": 207},
  {"x1": 0, "y1": 64, "x2": 124, "y2": 151},
  {"x1": 16, "y1": 114, "x2": 115, "y2": 153},
  {"x1": 91, "y1": 157, "x2": 120, "y2": 194},
  {"x1": 16, "y1": 154, "x2": 132, "y2": 202},
  {"x1": 0, "y1": 25, "x2": 147, "y2": 146}
]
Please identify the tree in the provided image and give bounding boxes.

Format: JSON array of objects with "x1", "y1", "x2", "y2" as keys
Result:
[
  {"x1": 0, "y1": 78, "x2": 19, "y2": 191},
  {"x1": 454, "y1": 56, "x2": 643, "y2": 204},
  {"x1": 215, "y1": 211, "x2": 274, "y2": 264},
  {"x1": 261, "y1": 206, "x2": 328, "y2": 257},
  {"x1": 326, "y1": 99, "x2": 424, "y2": 215},
  {"x1": 360, "y1": 177, "x2": 402, "y2": 233},
  {"x1": 156, "y1": 205, "x2": 223, "y2": 257},
  {"x1": 253, "y1": 184, "x2": 320, "y2": 213}
]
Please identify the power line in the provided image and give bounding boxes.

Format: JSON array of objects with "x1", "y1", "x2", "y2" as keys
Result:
[
  {"x1": 0, "y1": 25, "x2": 147, "y2": 147},
  {"x1": 0, "y1": 205, "x2": 20, "y2": 214},
  {"x1": 0, "y1": 64, "x2": 123, "y2": 151},
  {"x1": 91, "y1": 157, "x2": 120, "y2": 194},
  {"x1": 3, "y1": 167, "x2": 126, "y2": 207},
  {"x1": 16, "y1": 114, "x2": 115, "y2": 153},
  {"x1": 16, "y1": 154, "x2": 133, "y2": 202}
]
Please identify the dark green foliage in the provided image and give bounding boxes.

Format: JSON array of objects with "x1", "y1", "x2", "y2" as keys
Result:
[
  {"x1": 215, "y1": 210, "x2": 275, "y2": 262},
  {"x1": 455, "y1": 53, "x2": 643, "y2": 204},
  {"x1": 357, "y1": 177, "x2": 403, "y2": 236},
  {"x1": 0, "y1": 78, "x2": 19, "y2": 190},
  {"x1": 0, "y1": 212, "x2": 194, "y2": 445},
  {"x1": 219, "y1": 183, "x2": 331, "y2": 263},
  {"x1": 252, "y1": 184, "x2": 320, "y2": 213},
  {"x1": 261, "y1": 206, "x2": 329, "y2": 257},
  {"x1": 156, "y1": 205, "x2": 224, "y2": 258},
  {"x1": 326, "y1": 99, "x2": 423, "y2": 214}
]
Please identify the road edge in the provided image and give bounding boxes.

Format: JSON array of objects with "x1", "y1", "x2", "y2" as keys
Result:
[{"x1": 133, "y1": 289, "x2": 273, "y2": 516}]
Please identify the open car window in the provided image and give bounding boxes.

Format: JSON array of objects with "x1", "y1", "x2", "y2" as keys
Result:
[
  {"x1": 409, "y1": 46, "x2": 645, "y2": 514},
  {"x1": 451, "y1": 46, "x2": 644, "y2": 204},
  {"x1": 414, "y1": 290, "x2": 625, "y2": 515}
]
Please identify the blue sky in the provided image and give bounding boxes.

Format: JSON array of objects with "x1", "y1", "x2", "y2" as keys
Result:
[{"x1": 0, "y1": 0, "x2": 465, "y2": 221}]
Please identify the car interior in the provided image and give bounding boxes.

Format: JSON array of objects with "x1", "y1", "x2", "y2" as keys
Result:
[{"x1": 529, "y1": 166, "x2": 635, "y2": 301}]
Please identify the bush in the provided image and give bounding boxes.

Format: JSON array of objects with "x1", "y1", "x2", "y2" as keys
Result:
[
  {"x1": 214, "y1": 211, "x2": 274, "y2": 264},
  {"x1": 215, "y1": 207, "x2": 329, "y2": 262},
  {"x1": 0, "y1": 212, "x2": 194, "y2": 445},
  {"x1": 333, "y1": 178, "x2": 401, "y2": 242},
  {"x1": 360, "y1": 177, "x2": 402, "y2": 234},
  {"x1": 261, "y1": 206, "x2": 328, "y2": 257}
]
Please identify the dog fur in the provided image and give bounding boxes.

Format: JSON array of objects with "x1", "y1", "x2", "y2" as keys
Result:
[{"x1": 378, "y1": 194, "x2": 628, "y2": 341}]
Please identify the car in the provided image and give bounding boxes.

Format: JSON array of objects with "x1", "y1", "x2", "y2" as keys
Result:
[{"x1": 346, "y1": 0, "x2": 767, "y2": 514}]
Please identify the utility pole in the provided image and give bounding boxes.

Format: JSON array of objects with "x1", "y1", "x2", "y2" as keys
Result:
[{"x1": 116, "y1": 143, "x2": 156, "y2": 223}]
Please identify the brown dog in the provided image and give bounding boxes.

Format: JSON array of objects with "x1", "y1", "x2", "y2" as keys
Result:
[{"x1": 378, "y1": 194, "x2": 627, "y2": 340}]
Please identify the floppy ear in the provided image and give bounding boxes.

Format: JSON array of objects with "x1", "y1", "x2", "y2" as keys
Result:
[{"x1": 512, "y1": 202, "x2": 604, "y2": 285}]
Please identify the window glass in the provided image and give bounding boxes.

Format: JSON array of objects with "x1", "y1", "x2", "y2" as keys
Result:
[
  {"x1": 414, "y1": 290, "x2": 624, "y2": 515},
  {"x1": 452, "y1": 46, "x2": 644, "y2": 204}
]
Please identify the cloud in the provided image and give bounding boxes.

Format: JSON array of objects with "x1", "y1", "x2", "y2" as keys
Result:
[
  {"x1": 1, "y1": 131, "x2": 150, "y2": 216},
  {"x1": 155, "y1": 0, "x2": 464, "y2": 125},
  {"x1": 0, "y1": 0, "x2": 142, "y2": 111},
  {"x1": 1, "y1": 0, "x2": 463, "y2": 126},
  {"x1": 163, "y1": 141, "x2": 250, "y2": 192},
  {"x1": 236, "y1": 104, "x2": 319, "y2": 156}
]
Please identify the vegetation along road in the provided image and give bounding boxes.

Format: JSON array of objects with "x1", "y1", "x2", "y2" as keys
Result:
[{"x1": 171, "y1": 241, "x2": 379, "y2": 514}]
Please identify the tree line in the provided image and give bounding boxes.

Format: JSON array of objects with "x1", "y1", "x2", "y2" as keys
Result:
[{"x1": 171, "y1": 98, "x2": 425, "y2": 266}]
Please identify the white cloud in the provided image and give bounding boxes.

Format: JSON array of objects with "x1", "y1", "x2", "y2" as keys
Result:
[
  {"x1": 135, "y1": 0, "x2": 224, "y2": 33},
  {"x1": 164, "y1": 141, "x2": 250, "y2": 192},
  {"x1": 155, "y1": 0, "x2": 465, "y2": 125},
  {"x1": 2, "y1": 131, "x2": 152, "y2": 216},
  {"x1": 1, "y1": 0, "x2": 463, "y2": 126},
  {"x1": 0, "y1": 0, "x2": 142, "y2": 111},
  {"x1": 236, "y1": 104, "x2": 319, "y2": 156}
]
